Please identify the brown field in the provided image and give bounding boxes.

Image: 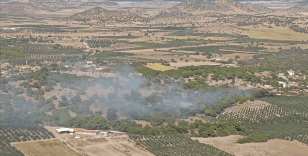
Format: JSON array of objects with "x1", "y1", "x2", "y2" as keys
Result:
[
  {"x1": 13, "y1": 139, "x2": 80, "y2": 156},
  {"x1": 193, "y1": 135, "x2": 308, "y2": 156},
  {"x1": 77, "y1": 136, "x2": 154, "y2": 156}
]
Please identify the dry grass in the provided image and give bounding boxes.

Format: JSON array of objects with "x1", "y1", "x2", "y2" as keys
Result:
[
  {"x1": 146, "y1": 63, "x2": 176, "y2": 71},
  {"x1": 193, "y1": 135, "x2": 308, "y2": 156},
  {"x1": 241, "y1": 26, "x2": 308, "y2": 41},
  {"x1": 13, "y1": 139, "x2": 80, "y2": 156}
]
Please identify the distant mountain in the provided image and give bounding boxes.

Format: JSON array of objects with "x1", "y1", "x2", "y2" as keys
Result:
[
  {"x1": 153, "y1": 10, "x2": 193, "y2": 19},
  {"x1": 68, "y1": 7, "x2": 144, "y2": 22},
  {"x1": 169, "y1": 0, "x2": 272, "y2": 13},
  {"x1": 287, "y1": 3, "x2": 308, "y2": 12},
  {"x1": 128, "y1": 8, "x2": 146, "y2": 15},
  {"x1": 0, "y1": 0, "x2": 60, "y2": 16}
]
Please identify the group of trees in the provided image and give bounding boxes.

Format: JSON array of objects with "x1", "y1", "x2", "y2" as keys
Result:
[
  {"x1": 0, "y1": 50, "x2": 26, "y2": 57},
  {"x1": 237, "y1": 132, "x2": 270, "y2": 144},
  {"x1": 86, "y1": 39, "x2": 112, "y2": 48},
  {"x1": 134, "y1": 62, "x2": 283, "y2": 87}
]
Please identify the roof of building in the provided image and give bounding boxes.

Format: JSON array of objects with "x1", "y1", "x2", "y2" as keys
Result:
[
  {"x1": 109, "y1": 130, "x2": 123, "y2": 134},
  {"x1": 76, "y1": 130, "x2": 98, "y2": 133},
  {"x1": 56, "y1": 128, "x2": 75, "y2": 133}
]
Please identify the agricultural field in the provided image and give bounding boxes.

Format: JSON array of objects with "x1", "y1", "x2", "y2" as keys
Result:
[
  {"x1": 194, "y1": 135, "x2": 308, "y2": 156},
  {"x1": 0, "y1": 124, "x2": 55, "y2": 156},
  {"x1": 218, "y1": 97, "x2": 308, "y2": 146},
  {"x1": 13, "y1": 140, "x2": 79, "y2": 156},
  {"x1": 241, "y1": 26, "x2": 308, "y2": 41},
  {"x1": 129, "y1": 134, "x2": 233, "y2": 156},
  {"x1": 1, "y1": 0, "x2": 308, "y2": 155}
]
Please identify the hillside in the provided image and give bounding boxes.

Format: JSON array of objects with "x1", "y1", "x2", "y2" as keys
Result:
[
  {"x1": 169, "y1": 0, "x2": 272, "y2": 14},
  {"x1": 0, "y1": 0, "x2": 60, "y2": 16},
  {"x1": 68, "y1": 7, "x2": 144, "y2": 22},
  {"x1": 288, "y1": 3, "x2": 308, "y2": 12}
]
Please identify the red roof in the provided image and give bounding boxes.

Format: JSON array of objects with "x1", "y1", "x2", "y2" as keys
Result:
[{"x1": 76, "y1": 130, "x2": 98, "y2": 133}]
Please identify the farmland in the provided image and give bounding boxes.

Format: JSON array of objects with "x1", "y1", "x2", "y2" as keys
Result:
[
  {"x1": 129, "y1": 134, "x2": 233, "y2": 156},
  {"x1": 241, "y1": 26, "x2": 308, "y2": 41},
  {"x1": 1, "y1": 0, "x2": 308, "y2": 155},
  {"x1": 13, "y1": 140, "x2": 79, "y2": 156},
  {"x1": 217, "y1": 97, "x2": 308, "y2": 146},
  {"x1": 0, "y1": 124, "x2": 55, "y2": 156}
]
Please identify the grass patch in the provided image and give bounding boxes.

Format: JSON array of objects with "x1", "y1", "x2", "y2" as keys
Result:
[
  {"x1": 146, "y1": 63, "x2": 176, "y2": 71},
  {"x1": 241, "y1": 26, "x2": 308, "y2": 41}
]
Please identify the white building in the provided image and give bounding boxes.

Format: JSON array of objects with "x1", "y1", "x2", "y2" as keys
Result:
[
  {"x1": 277, "y1": 81, "x2": 286, "y2": 88},
  {"x1": 100, "y1": 132, "x2": 109, "y2": 136},
  {"x1": 287, "y1": 70, "x2": 295, "y2": 76},
  {"x1": 109, "y1": 130, "x2": 123, "y2": 135},
  {"x1": 76, "y1": 130, "x2": 98, "y2": 135},
  {"x1": 56, "y1": 128, "x2": 75, "y2": 134}
]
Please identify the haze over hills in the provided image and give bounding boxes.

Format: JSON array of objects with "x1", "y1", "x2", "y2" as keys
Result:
[
  {"x1": 0, "y1": 0, "x2": 62, "y2": 15},
  {"x1": 170, "y1": 0, "x2": 272, "y2": 14},
  {"x1": 287, "y1": 3, "x2": 308, "y2": 12}
]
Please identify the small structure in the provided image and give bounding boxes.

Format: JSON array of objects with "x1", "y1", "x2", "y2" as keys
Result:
[
  {"x1": 264, "y1": 85, "x2": 274, "y2": 89},
  {"x1": 56, "y1": 128, "x2": 75, "y2": 134},
  {"x1": 100, "y1": 132, "x2": 109, "y2": 136},
  {"x1": 87, "y1": 61, "x2": 93, "y2": 65},
  {"x1": 76, "y1": 130, "x2": 98, "y2": 135},
  {"x1": 277, "y1": 81, "x2": 286, "y2": 88},
  {"x1": 275, "y1": 114, "x2": 281, "y2": 118},
  {"x1": 287, "y1": 70, "x2": 295, "y2": 76},
  {"x1": 95, "y1": 68, "x2": 103, "y2": 71},
  {"x1": 109, "y1": 131, "x2": 123, "y2": 135},
  {"x1": 289, "y1": 82, "x2": 298, "y2": 86},
  {"x1": 75, "y1": 135, "x2": 80, "y2": 139}
]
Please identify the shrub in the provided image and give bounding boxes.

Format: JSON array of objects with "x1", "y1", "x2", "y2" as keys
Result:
[{"x1": 237, "y1": 132, "x2": 270, "y2": 144}]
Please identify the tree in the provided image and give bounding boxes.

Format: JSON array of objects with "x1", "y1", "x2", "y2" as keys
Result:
[
  {"x1": 250, "y1": 96, "x2": 255, "y2": 101},
  {"x1": 177, "y1": 121, "x2": 189, "y2": 133},
  {"x1": 150, "y1": 112, "x2": 167, "y2": 126},
  {"x1": 235, "y1": 55, "x2": 240, "y2": 59},
  {"x1": 107, "y1": 107, "x2": 118, "y2": 121},
  {"x1": 206, "y1": 53, "x2": 212, "y2": 59}
]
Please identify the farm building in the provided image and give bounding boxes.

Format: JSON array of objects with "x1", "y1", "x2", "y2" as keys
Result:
[
  {"x1": 109, "y1": 130, "x2": 123, "y2": 135},
  {"x1": 56, "y1": 128, "x2": 75, "y2": 134},
  {"x1": 100, "y1": 132, "x2": 109, "y2": 136},
  {"x1": 76, "y1": 130, "x2": 99, "y2": 135}
]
